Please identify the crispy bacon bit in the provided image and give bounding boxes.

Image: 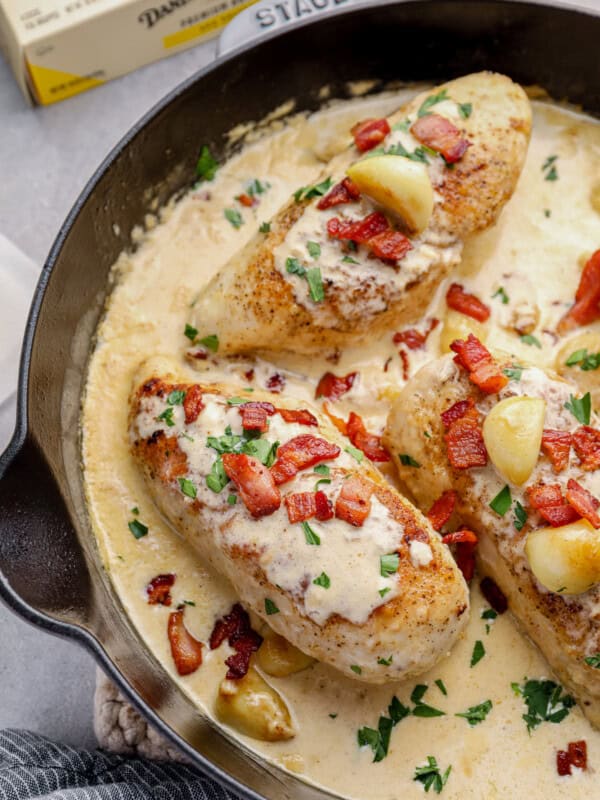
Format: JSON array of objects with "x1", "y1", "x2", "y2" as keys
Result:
[
  {"x1": 480, "y1": 576, "x2": 508, "y2": 614},
  {"x1": 446, "y1": 283, "x2": 491, "y2": 322},
  {"x1": 315, "y1": 371, "x2": 358, "y2": 401},
  {"x1": 244, "y1": 368, "x2": 255, "y2": 382},
  {"x1": 167, "y1": 608, "x2": 203, "y2": 676},
  {"x1": 426, "y1": 490, "x2": 457, "y2": 531},
  {"x1": 237, "y1": 193, "x2": 255, "y2": 207},
  {"x1": 351, "y1": 117, "x2": 391, "y2": 152},
  {"x1": 327, "y1": 211, "x2": 389, "y2": 244},
  {"x1": 442, "y1": 529, "x2": 478, "y2": 582},
  {"x1": 444, "y1": 415, "x2": 487, "y2": 469},
  {"x1": 146, "y1": 573, "x2": 175, "y2": 606},
  {"x1": 526, "y1": 482, "x2": 581, "y2": 527},
  {"x1": 266, "y1": 373, "x2": 285, "y2": 393},
  {"x1": 565, "y1": 479, "x2": 600, "y2": 528},
  {"x1": 451, "y1": 334, "x2": 508, "y2": 394},
  {"x1": 277, "y1": 408, "x2": 318, "y2": 426},
  {"x1": 317, "y1": 177, "x2": 361, "y2": 210},
  {"x1": 410, "y1": 113, "x2": 470, "y2": 163},
  {"x1": 556, "y1": 740, "x2": 588, "y2": 776},
  {"x1": 285, "y1": 492, "x2": 317, "y2": 524},
  {"x1": 239, "y1": 401, "x2": 275, "y2": 432},
  {"x1": 222, "y1": 453, "x2": 281, "y2": 517},
  {"x1": 335, "y1": 475, "x2": 374, "y2": 527},
  {"x1": 209, "y1": 603, "x2": 262, "y2": 680},
  {"x1": 209, "y1": 603, "x2": 248, "y2": 649},
  {"x1": 558, "y1": 250, "x2": 600, "y2": 334},
  {"x1": 347, "y1": 412, "x2": 391, "y2": 462},
  {"x1": 542, "y1": 429, "x2": 573, "y2": 473},
  {"x1": 441, "y1": 397, "x2": 476, "y2": 429},
  {"x1": 399, "y1": 349, "x2": 410, "y2": 381},
  {"x1": 573, "y1": 426, "x2": 600, "y2": 471},
  {"x1": 393, "y1": 319, "x2": 439, "y2": 351},
  {"x1": 442, "y1": 529, "x2": 478, "y2": 546},
  {"x1": 368, "y1": 230, "x2": 413, "y2": 262},
  {"x1": 323, "y1": 401, "x2": 348, "y2": 435},
  {"x1": 183, "y1": 385, "x2": 204, "y2": 424},
  {"x1": 557, "y1": 750, "x2": 572, "y2": 777},
  {"x1": 271, "y1": 435, "x2": 340, "y2": 485},
  {"x1": 315, "y1": 490, "x2": 334, "y2": 521}
]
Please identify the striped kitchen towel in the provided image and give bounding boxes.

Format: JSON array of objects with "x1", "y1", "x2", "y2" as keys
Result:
[{"x1": 0, "y1": 729, "x2": 239, "y2": 800}]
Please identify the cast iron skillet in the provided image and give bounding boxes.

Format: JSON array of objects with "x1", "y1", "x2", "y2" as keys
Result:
[{"x1": 0, "y1": 1, "x2": 598, "y2": 797}]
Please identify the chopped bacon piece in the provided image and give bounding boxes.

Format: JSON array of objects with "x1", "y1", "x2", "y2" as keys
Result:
[
  {"x1": 315, "y1": 490, "x2": 334, "y2": 521},
  {"x1": 441, "y1": 397, "x2": 476, "y2": 429},
  {"x1": 526, "y1": 482, "x2": 581, "y2": 527},
  {"x1": 451, "y1": 334, "x2": 508, "y2": 394},
  {"x1": 347, "y1": 411, "x2": 391, "y2": 462},
  {"x1": 315, "y1": 370, "x2": 358, "y2": 401},
  {"x1": 167, "y1": 608, "x2": 203, "y2": 676},
  {"x1": 239, "y1": 401, "x2": 275, "y2": 432},
  {"x1": 335, "y1": 475, "x2": 374, "y2": 527},
  {"x1": 539, "y1": 504, "x2": 581, "y2": 528},
  {"x1": 480, "y1": 576, "x2": 508, "y2": 614},
  {"x1": 277, "y1": 408, "x2": 318, "y2": 427},
  {"x1": 444, "y1": 415, "x2": 487, "y2": 469},
  {"x1": 285, "y1": 492, "x2": 317, "y2": 523},
  {"x1": 557, "y1": 750, "x2": 572, "y2": 776},
  {"x1": 558, "y1": 250, "x2": 600, "y2": 334},
  {"x1": 266, "y1": 373, "x2": 285, "y2": 393},
  {"x1": 442, "y1": 529, "x2": 478, "y2": 582},
  {"x1": 446, "y1": 283, "x2": 491, "y2": 322},
  {"x1": 427, "y1": 490, "x2": 457, "y2": 531},
  {"x1": 399, "y1": 349, "x2": 410, "y2": 381},
  {"x1": 442, "y1": 529, "x2": 478, "y2": 545},
  {"x1": 183, "y1": 385, "x2": 204, "y2": 424},
  {"x1": 393, "y1": 319, "x2": 439, "y2": 351},
  {"x1": 322, "y1": 401, "x2": 348, "y2": 435},
  {"x1": 573, "y1": 426, "x2": 600, "y2": 471},
  {"x1": 317, "y1": 177, "x2": 361, "y2": 210},
  {"x1": 368, "y1": 229, "x2": 413, "y2": 262},
  {"x1": 568, "y1": 740, "x2": 587, "y2": 770},
  {"x1": 244, "y1": 368, "x2": 255, "y2": 382},
  {"x1": 541, "y1": 429, "x2": 573, "y2": 473},
  {"x1": 208, "y1": 602, "x2": 262, "y2": 680},
  {"x1": 237, "y1": 193, "x2": 255, "y2": 207},
  {"x1": 146, "y1": 573, "x2": 175, "y2": 606},
  {"x1": 209, "y1": 603, "x2": 248, "y2": 650},
  {"x1": 565, "y1": 479, "x2": 600, "y2": 528},
  {"x1": 222, "y1": 453, "x2": 281, "y2": 517},
  {"x1": 411, "y1": 113, "x2": 470, "y2": 163},
  {"x1": 271, "y1": 435, "x2": 340, "y2": 485},
  {"x1": 327, "y1": 211, "x2": 389, "y2": 244},
  {"x1": 351, "y1": 118, "x2": 391, "y2": 152}
]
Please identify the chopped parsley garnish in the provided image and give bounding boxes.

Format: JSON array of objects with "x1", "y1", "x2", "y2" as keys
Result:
[
  {"x1": 471, "y1": 640, "x2": 485, "y2": 667},
  {"x1": 167, "y1": 390, "x2": 186, "y2": 405},
  {"x1": 389, "y1": 695, "x2": 411, "y2": 724},
  {"x1": 455, "y1": 699, "x2": 493, "y2": 726},
  {"x1": 492, "y1": 287, "x2": 509, "y2": 304},
  {"x1": 314, "y1": 477, "x2": 332, "y2": 491},
  {"x1": 458, "y1": 102, "x2": 472, "y2": 119},
  {"x1": 247, "y1": 178, "x2": 268, "y2": 196},
  {"x1": 566, "y1": 348, "x2": 600, "y2": 371},
  {"x1": 380, "y1": 553, "x2": 400, "y2": 578},
  {"x1": 259, "y1": 221, "x2": 271, "y2": 233},
  {"x1": 206, "y1": 458, "x2": 228, "y2": 493},
  {"x1": 157, "y1": 407, "x2": 175, "y2": 427},
  {"x1": 584, "y1": 653, "x2": 600, "y2": 668},
  {"x1": 503, "y1": 365, "x2": 524, "y2": 381},
  {"x1": 178, "y1": 477, "x2": 197, "y2": 499},
  {"x1": 128, "y1": 519, "x2": 148, "y2": 539},
  {"x1": 306, "y1": 267, "x2": 325, "y2": 303},
  {"x1": 224, "y1": 208, "x2": 243, "y2": 229},
  {"x1": 417, "y1": 88, "x2": 449, "y2": 117},
  {"x1": 489, "y1": 485, "x2": 511, "y2": 516},
  {"x1": 227, "y1": 493, "x2": 237, "y2": 505},
  {"x1": 351, "y1": 664, "x2": 362, "y2": 675},
  {"x1": 265, "y1": 598, "x2": 279, "y2": 615},
  {"x1": 411, "y1": 685, "x2": 428, "y2": 703},
  {"x1": 399, "y1": 453, "x2": 421, "y2": 467},
  {"x1": 385, "y1": 141, "x2": 431, "y2": 164},
  {"x1": 206, "y1": 428, "x2": 278, "y2": 468},
  {"x1": 564, "y1": 392, "x2": 591, "y2": 425},
  {"x1": 542, "y1": 155, "x2": 559, "y2": 181},
  {"x1": 184, "y1": 323, "x2": 198, "y2": 342},
  {"x1": 294, "y1": 177, "x2": 333, "y2": 202},
  {"x1": 329, "y1": 713, "x2": 338, "y2": 719},
  {"x1": 345, "y1": 445, "x2": 364, "y2": 463},
  {"x1": 183, "y1": 600, "x2": 196, "y2": 606},
  {"x1": 226, "y1": 397, "x2": 245, "y2": 405},
  {"x1": 131, "y1": 506, "x2": 139, "y2": 515},
  {"x1": 393, "y1": 118, "x2": 411, "y2": 132},
  {"x1": 413, "y1": 756, "x2": 451, "y2": 794},
  {"x1": 342, "y1": 255, "x2": 359, "y2": 264},
  {"x1": 313, "y1": 572, "x2": 331, "y2": 589},
  {"x1": 302, "y1": 521, "x2": 320, "y2": 546},
  {"x1": 286, "y1": 256, "x2": 306, "y2": 276},
  {"x1": 520, "y1": 333, "x2": 542, "y2": 348},
  {"x1": 244, "y1": 438, "x2": 279, "y2": 467},
  {"x1": 307, "y1": 241, "x2": 321, "y2": 259},
  {"x1": 435, "y1": 679, "x2": 447, "y2": 696},
  {"x1": 514, "y1": 501, "x2": 527, "y2": 531},
  {"x1": 410, "y1": 684, "x2": 446, "y2": 717},
  {"x1": 511, "y1": 678, "x2": 575, "y2": 733},
  {"x1": 378, "y1": 655, "x2": 393, "y2": 666},
  {"x1": 314, "y1": 464, "x2": 330, "y2": 476},
  {"x1": 357, "y1": 696, "x2": 410, "y2": 762},
  {"x1": 544, "y1": 208, "x2": 551, "y2": 218},
  {"x1": 196, "y1": 145, "x2": 218, "y2": 181},
  {"x1": 481, "y1": 608, "x2": 498, "y2": 621},
  {"x1": 200, "y1": 334, "x2": 219, "y2": 353},
  {"x1": 379, "y1": 587, "x2": 391, "y2": 598}
]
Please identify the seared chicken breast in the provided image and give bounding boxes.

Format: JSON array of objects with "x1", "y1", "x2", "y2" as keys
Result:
[
  {"x1": 129, "y1": 358, "x2": 468, "y2": 684},
  {"x1": 384, "y1": 346, "x2": 600, "y2": 725},
  {"x1": 190, "y1": 72, "x2": 531, "y2": 356}
]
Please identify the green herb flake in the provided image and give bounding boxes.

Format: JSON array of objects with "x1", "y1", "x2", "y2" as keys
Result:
[
  {"x1": 286, "y1": 256, "x2": 306, "y2": 277},
  {"x1": 196, "y1": 145, "x2": 218, "y2": 181},
  {"x1": 247, "y1": 178, "x2": 268, "y2": 196},
  {"x1": 227, "y1": 494, "x2": 237, "y2": 505},
  {"x1": 584, "y1": 653, "x2": 600, "y2": 668},
  {"x1": 226, "y1": 397, "x2": 246, "y2": 405},
  {"x1": 417, "y1": 88, "x2": 449, "y2": 118},
  {"x1": 412, "y1": 704, "x2": 446, "y2": 718},
  {"x1": 455, "y1": 699, "x2": 493, "y2": 727},
  {"x1": 224, "y1": 208, "x2": 243, "y2": 229},
  {"x1": 492, "y1": 287, "x2": 510, "y2": 304},
  {"x1": 399, "y1": 453, "x2": 421, "y2": 468},
  {"x1": 314, "y1": 464, "x2": 330, "y2": 476},
  {"x1": 167, "y1": 390, "x2": 186, "y2": 405},
  {"x1": 351, "y1": 664, "x2": 362, "y2": 675},
  {"x1": 380, "y1": 553, "x2": 400, "y2": 578},
  {"x1": 243, "y1": 438, "x2": 279, "y2": 468},
  {"x1": 458, "y1": 102, "x2": 473, "y2": 119},
  {"x1": 265, "y1": 598, "x2": 279, "y2": 615},
  {"x1": 177, "y1": 477, "x2": 198, "y2": 499},
  {"x1": 566, "y1": 348, "x2": 600, "y2": 371},
  {"x1": 514, "y1": 501, "x2": 528, "y2": 531},
  {"x1": 503, "y1": 365, "x2": 524, "y2": 381},
  {"x1": 520, "y1": 334, "x2": 542, "y2": 348},
  {"x1": 128, "y1": 519, "x2": 148, "y2": 539},
  {"x1": 345, "y1": 445, "x2": 364, "y2": 463},
  {"x1": 413, "y1": 756, "x2": 452, "y2": 794},
  {"x1": 314, "y1": 477, "x2": 332, "y2": 491},
  {"x1": 389, "y1": 695, "x2": 411, "y2": 723},
  {"x1": 481, "y1": 608, "x2": 498, "y2": 621},
  {"x1": 294, "y1": 177, "x2": 333, "y2": 203},
  {"x1": 131, "y1": 506, "x2": 139, "y2": 515},
  {"x1": 157, "y1": 407, "x2": 175, "y2": 427},
  {"x1": 184, "y1": 323, "x2": 198, "y2": 342},
  {"x1": 302, "y1": 521, "x2": 321, "y2": 546},
  {"x1": 307, "y1": 241, "x2": 321, "y2": 259},
  {"x1": 183, "y1": 600, "x2": 196, "y2": 606},
  {"x1": 544, "y1": 208, "x2": 551, "y2": 218},
  {"x1": 342, "y1": 255, "x2": 360, "y2": 264},
  {"x1": 259, "y1": 221, "x2": 271, "y2": 233},
  {"x1": 511, "y1": 678, "x2": 575, "y2": 733},
  {"x1": 378, "y1": 655, "x2": 393, "y2": 666},
  {"x1": 435, "y1": 679, "x2": 447, "y2": 696},
  {"x1": 542, "y1": 155, "x2": 559, "y2": 182},
  {"x1": 379, "y1": 587, "x2": 391, "y2": 598},
  {"x1": 393, "y1": 119, "x2": 412, "y2": 132},
  {"x1": 313, "y1": 572, "x2": 331, "y2": 589},
  {"x1": 329, "y1": 713, "x2": 338, "y2": 719},
  {"x1": 490, "y1": 485, "x2": 512, "y2": 517},
  {"x1": 306, "y1": 267, "x2": 325, "y2": 303},
  {"x1": 564, "y1": 392, "x2": 591, "y2": 425},
  {"x1": 200, "y1": 334, "x2": 219, "y2": 353},
  {"x1": 410, "y1": 684, "x2": 428, "y2": 703},
  {"x1": 471, "y1": 640, "x2": 485, "y2": 667}
]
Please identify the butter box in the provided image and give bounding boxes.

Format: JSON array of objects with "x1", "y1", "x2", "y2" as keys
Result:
[{"x1": 0, "y1": 0, "x2": 256, "y2": 106}]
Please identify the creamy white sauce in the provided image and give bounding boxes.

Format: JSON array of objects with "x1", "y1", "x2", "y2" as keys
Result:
[{"x1": 82, "y1": 90, "x2": 600, "y2": 799}]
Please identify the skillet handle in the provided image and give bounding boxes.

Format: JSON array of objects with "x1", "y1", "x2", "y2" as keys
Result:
[{"x1": 218, "y1": 0, "x2": 363, "y2": 56}]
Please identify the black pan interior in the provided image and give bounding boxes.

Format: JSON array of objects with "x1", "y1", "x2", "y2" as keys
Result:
[{"x1": 0, "y1": 2, "x2": 598, "y2": 798}]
